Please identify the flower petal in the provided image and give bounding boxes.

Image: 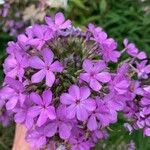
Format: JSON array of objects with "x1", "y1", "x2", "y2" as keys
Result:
[
  {"x1": 37, "y1": 110, "x2": 48, "y2": 127},
  {"x1": 144, "y1": 128, "x2": 150, "y2": 136},
  {"x1": 41, "y1": 48, "x2": 54, "y2": 65},
  {"x1": 29, "y1": 56, "x2": 44, "y2": 69},
  {"x1": 83, "y1": 59, "x2": 93, "y2": 72},
  {"x1": 90, "y1": 79, "x2": 102, "y2": 91},
  {"x1": 68, "y1": 85, "x2": 80, "y2": 99},
  {"x1": 60, "y1": 20, "x2": 71, "y2": 29},
  {"x1": 30, "y1": 92, "x2": 43, "y2": 105},
  {"x1": 59, "y1": 123, "x2": 72, "y2": 139},
  {"x1": 45, "y1": 16, "x2": 54, "y2": 28},
  {"x1": 76, "y1": 105, "x2": 88, "y2": 121},
  {"x1": 46, "y1": 71, "x2": 55, "y2": 87},
  {"x1": 66, "y1": 104, "x2": 76, "y2": 119},
  {"x1": 87, "y1": 115, "x2": 97, "y2": 131},
  {"x1": 44, "y1": 123, "x2": 57, "y2": 137},
  {"x1": 42, "y1": 90, "x2": 52, "y2": 106},
  {"x1": 28, "y1": 106, "x2": 41, "y2": 117},
  {"x1": 96, "y1": 72, "x2": 111, "y2": 83},
  {"x1": 55, "y1": 12, "x2": 65, "y2": 25},
  {"x1": 80, "y1": 73, "x2": 90, "y2": 82},
  {"x1": 80, "y1": 86, "x2": 91, "y2": 100},
  {"x1": 93, "y1": 60, "x2": 106, "y2": 73},
  {"x1": 46, "y1": 106, "x2": 56, "y2": 120},
  {"x1": 60, "y1": 93, "x2": 75, "y2": 105},
  {"x1": 82, "y1": 98, "x2": 96, "y2": 111},
  {"x1": 6, "y1": 96, "x2": 18, "y2": 110},
  {"x1": 31, "y1": 69, "x2": 46, "y2": 83},
  {"x1": 50, "y1": 61, "x2": 63, "y2": 72}
]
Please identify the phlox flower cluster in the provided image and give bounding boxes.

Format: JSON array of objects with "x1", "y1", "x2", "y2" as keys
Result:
[{"x1": 0, "y1": 12, "x2": 150, "y2": 150}]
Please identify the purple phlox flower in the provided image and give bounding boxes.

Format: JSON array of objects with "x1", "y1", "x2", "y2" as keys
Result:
[
  {"x1": 29, "y1": 48, "x2": 63, "y2": 87},
  {"x1": 87, "y1": 97, "x2": 117, "y2": 131},
  {"x1": 88, "y1": 24, "x2": 120, "y2": 62},
  {"x1": 28, "y1": 90, "x2": 56, "y2": 127},
  {"x1": 128, "y1": 140, "x2": 136, "y2": 150},
  {"x1": 6, "y1": 41, "x2": 25, "y2": 55},
  {"x1": 88, "y1": 23, "x2": 102, "y2": 38},
  {"x1": 91, "y1": 129, "x2": 108, "y2": 143},
  {"x1": 0, "y1": 86, "x2": 14, "y2": 109},
  {"x1": 60, "y1": 85, "x2": 96, "y2": 121},
  {"x1": 45, "y1": 12, "x2": 71, "y2": 31},
  {"x1": 88, "y1": 23, "x2": 104, "y2": 43},
  {"x1": 123, "y1": 101, "x2": 138, "y2": 119},
  {"x1": 44, "y1": 105, "x2": 73, "y2": 140},
  {"x1": 123, "y1": 38, "x2": 147, "y2": 60},
  {"x1": 104, "y1": 92, "x2": 127, "y2": 111},
  {"x1": 136, "y1": 60, "x2": 150, "y2": 79},
  {"x1": 128, "y1": 81, "x2": 144, "y2": 99},
  {"x1": 0, "y1": 111, "x2": 12, "y2": 127},
  {"x1": 80, "y1": 59, "x2": 111, "y2": 91},
  {"x1": 3, "y1": 52, "x2": 28, "y2": 81},
  {"x1": 4, "y1": 77, "x2": 26, "y2": 110},
  {"x1": 18, "y1": 26, "x2": 37, "y2": 48},
  {"x1": 123, "y1": 123, "x2": 133, "y2": 134},
  {"x1": 140, "y1": 92, "x2": 150, "y2": 116},
  {"x1": 69, "y1": 133, "x2": 93, "y2": 150},
  {"x1": 26, "y1": 127, "x2": 47, "y2": 149},
  {"x1": 109, "y1": 65, "x2": 130, "y2": 94},
  {"x1": 14, "y1": 99, "x2": 34, "y2": 129},
  {"x1": 28, "y1": 24, "x2": 53, "y2": 50},
  {"x1": 100, "y1": 38, "x2": 121, "y2": 62}
]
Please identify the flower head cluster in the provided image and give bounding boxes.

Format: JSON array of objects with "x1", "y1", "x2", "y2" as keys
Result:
[{"x1": 0, "y1": 12, "x2": 150, "y2": 149}]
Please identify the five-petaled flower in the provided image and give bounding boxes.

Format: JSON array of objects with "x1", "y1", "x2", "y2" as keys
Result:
[
  {"x1": 60, "y1": 85, "x2": 96, "y2": 121},
  {"x1": 29, "y1": 48, "x2": 63, "y2": 87},
  {"x1": 45, "y1": 12, "x2": 71, "y2": 31},
  {"x1": 28, "y1": 90, "x2": 56, "y2": 127},
  {"x1": 80, "y1": 59, "x2": 111, "y2": 91}
]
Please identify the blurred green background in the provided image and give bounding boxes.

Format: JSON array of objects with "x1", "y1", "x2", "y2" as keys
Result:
[{"x1": 0, "y1": 0, "x2": 150, "y2": 149}]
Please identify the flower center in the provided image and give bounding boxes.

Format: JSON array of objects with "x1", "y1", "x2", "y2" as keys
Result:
[
  {"x1": 45, "y1": 65, "x2": 50, "y2": 70},
  {"x1": 76, "y1": 99, "x2": 81, "y2": 105},
  {"x1": 90, "y1": 72, "x2": 95, "y2": 78}
]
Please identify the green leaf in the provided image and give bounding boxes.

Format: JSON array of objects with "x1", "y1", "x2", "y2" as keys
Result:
[{"x1": 99, "y1": 0, "x2": 107, "y2": 14}]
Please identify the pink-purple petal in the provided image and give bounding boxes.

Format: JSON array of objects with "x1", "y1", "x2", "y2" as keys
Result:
[
  {"x1": 59, "y1": 123, "x2": 72, "y2": 139},
  {"x1": 50, "y1": 61, "x2": 63, "y2": 72},
  {"x1": 30, "y1": 92, "x2": 43, "y2": 105},
  {"x1": 80, "y1": 86, "x2": 91, "y2": 100},
  {"x1": 55, "y1": 12, "x2": 65, "y2": 25},
  {"x1": 37, "y1": 110, "x2": 48, "y2": 127},
  {"x1": 41, "y1": 48, "x2": 54, "y2": 65},
  {"x1": 46, "y1": 71, "x2": 55, "y2": 87},
  {"x1": 60, "y1": 93, "x2": 75, "y2": 105},
  {"x1": 96, "y1": 72, "x2": 111, "y2": 83},
  {"x1": 44, "y1": 123, "x2": 57, "y2": 137},
  {"x1": 83, "y1": 59, "x2": 93, "y2": 72},
  {"x1": 29, "y1": 56, "x2": 44, "y2": 69},
  {"x1": 6, "y1": 96, "x2": 18, "y2": 110},
  {"x1": 90, "y1": 79, "x2": 102, "y2": 91},
  {"x1": 66, "y1": 104, "x2": 76, "y2": 119},
  {"x1": 31, "y1": 69, "x2": 46, "y2": 84},
  {"x1": 76, "y1": 106, "x2": 88, "y2": 121},
  {"x1": 87, "y1": 115, "x2": 97, "y2": 131},
  {"x1": 42, "y1": 90, "x2": 52, "y2": 106},
  {"x1": 68, "y1": 85, "x2": 80, "y2": 100},
  {"x1": 82, "y1": 98, "x2": 96, "y2": 111},
  {"x1": 28, "y1": 106, "x2": 41, "y2": 117},
  {"x1": 46, "y1": 106, "x2": 56, "y2": 120}
]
